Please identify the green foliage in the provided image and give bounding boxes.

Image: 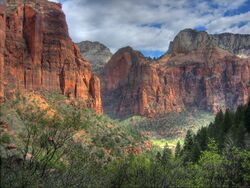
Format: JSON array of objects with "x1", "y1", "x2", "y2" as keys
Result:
[
  {"x1": 127, "y1": 109, "x2": 214, "y2": 139},
  {"x1": 0, "y1": 133, "x2": 11, "y2": 144},
  {"x1": 245, "y1": 101, "x2": 250, "y2": 133},
  {"x1": 0, "y1": 92, "x2": 145, "y2": 187},
  {"x1": 175, "y1": 141, "x2": 181, "y2": 158},
  {"x1": 1, "y1": 93, "x2": 250, "y2": 187},
  {"x1": 183, "y1": 102, "x2": 250, "y2": 162}
]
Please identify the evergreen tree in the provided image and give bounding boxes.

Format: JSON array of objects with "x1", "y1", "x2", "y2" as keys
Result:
[
  {"x1": 245, "y1": 101, "x2": 250, "y2": 133},
  {"x1": 223, "y1": 109, "x2": 233, "y2": 133},
  {"x1": 156, "y1": 152, "x2": 162, "y2": 162},
  {"x1": 183, "y1": 130, "x2": 194, "y2": 151},
  {"x1": 183, "y1": 130, "x2": 194, "y2": 163},
  {"x1": 161, "y1": 143, "x2": 172, "y2": 166},
  {"x1": 215, "y1": 110, "x2": 224, "y2": 125},
  {"x1": 234, "y1": 105, "x2": 245, "y2": 125},
  {"x1": 235, "y1": 123, "x2": 246, "y2": 148},
  {"x1": 191, "y1": 143, "x2": 201, "y2": 162},
  {"x1": 175, "y1": 141, "x2": 181, "y2": 158},
  {"x1": 195, "y1": 127, "x2": 208, "y2": 151}
]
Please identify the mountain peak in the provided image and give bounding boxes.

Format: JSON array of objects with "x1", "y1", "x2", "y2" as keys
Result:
[
  {"x1": 77, "y1": 41, "x2": 112, "y2": 75},
  {"x1": 167, "y1": 28, "x2": 250, "y2": 58},
  {"x1": 168, "y1": 28, "x2": 212, "y2": 55}
]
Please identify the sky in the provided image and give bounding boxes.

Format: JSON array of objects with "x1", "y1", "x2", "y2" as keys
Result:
[{"x1": 49, "y1": 0, "x2": 250, "y2": 57}]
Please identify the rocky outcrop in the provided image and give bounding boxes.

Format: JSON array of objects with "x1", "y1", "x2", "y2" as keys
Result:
[
  {"x1": 2, "y1": 0, "x2": 102, "y2": 113},
  {"x1": 77, "y1": 41, "x2": 112, "y2": 75},
  {"x1": 213, "y1": 33, "x2": 250, "y2": 58},
  {"x1": 168, "y1": 28, "x2": 250, "y2": 57},
  {"x1": 104, "y1": 29, "x2": 250, "y2": 117}
]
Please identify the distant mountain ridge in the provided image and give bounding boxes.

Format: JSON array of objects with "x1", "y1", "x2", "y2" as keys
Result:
[
  {"x1": 77, "y1": 41, "x2": 112, "y2": 75},
  {"x1": 168, "y1": 29, "x2": 250, "y2": 58}
]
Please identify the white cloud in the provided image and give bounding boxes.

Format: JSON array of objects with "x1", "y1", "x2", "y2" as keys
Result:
[
  {"x1": 58, "y1": 0, "x2": 250, "y2": 53},
  {"x1": 48, "y1": 0, "x2": 59, "y2": 3}
]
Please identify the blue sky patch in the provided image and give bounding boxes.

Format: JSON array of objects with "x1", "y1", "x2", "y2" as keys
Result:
[
  {"x1": 194, "y1": 25, "x2": 207, "y2": 31},
  {"x1": 53, "y1": 0, "x2": 250, "y2": 53},
  {"x1": 141, "y1": 23, "x2": 163, "y2": 29},
  {"x1": 224, "y1": 0, "x2": 250, "y2": 16},
  {"x1": 140, "y1": 50, "x2": 165, "y2": 58},
  {"x1": 230, "y1": 21, "x2": 249, "y2": 28}
]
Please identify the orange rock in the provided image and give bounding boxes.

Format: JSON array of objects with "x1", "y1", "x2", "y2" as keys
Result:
[
  {"x1": 89, "y1": 75, "x2": 103, "y2": 114},
  {"x1": 0, "y1": 5, "x2": 5, "y2": 103},
  {"x1": 144, "y1": 140, "x2": 153, "y2": 150},
  {"x1": 2, "y1": 0, "x2": 102, "y2": 113},
  {"x1": 104, "y1": 45, "x2": 250, "y2": 117}
]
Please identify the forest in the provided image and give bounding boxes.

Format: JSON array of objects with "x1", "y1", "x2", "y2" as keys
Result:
[{"x1": 1, "y1": 93, "x2": 250, "y2": 187}]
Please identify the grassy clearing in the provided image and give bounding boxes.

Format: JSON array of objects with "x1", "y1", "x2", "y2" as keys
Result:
[{"x1": 151, "y1": 138, "x2": 184, "y2": 151}]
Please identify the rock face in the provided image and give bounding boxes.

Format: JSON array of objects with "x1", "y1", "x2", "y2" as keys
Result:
[
  {"x1": 0, "y1": 4, "x2": 5, "y2": 103},
  {"x1": 77, "y1": 41, "x2": 112, "y2": 75},
  {"x1": 168, "y1": 29, "x2": 250, "y2": 57},
  {"x1": 1, "y1": 0, "x2": 102, "y2": 113},
  {"x1": 213, "y1": 33, "x2": 250, "y2": 58},
  {"x1": 104, "y1": 29, "x2": 250, "y2": 117}
]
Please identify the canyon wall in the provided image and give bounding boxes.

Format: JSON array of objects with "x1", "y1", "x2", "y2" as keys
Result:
[
  {"x1": 1, "y1": 0, "x2": 102, "y2": 113},
  {"x1": 104, "y1": 29, "x2": 250, "y2": 117},
  {"x1": 0, "y1": 5, "x2": 5, "y2": 103}
]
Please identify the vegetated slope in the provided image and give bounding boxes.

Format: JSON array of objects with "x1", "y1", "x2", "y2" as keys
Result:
[
  {"x1": 1, "y1": 0, "x2": 102, "y2": 113},
  {"x1": 0, "y1": 91, "x2": 149, "y2": 160},
  {"x1": 77, "y1": 41, "x2": 112, "y2": 75},
  {"x1": 0, "y1": 93, "x2": 249, "y2": 187},
  {"x1": 103, "y1": 29, "x2": 250, "y2": 118},
  {"x1": 187, "y1": 100, "x2": 250, "y2": 160},
  {"x1": 122, "y1": 109, "x2": 214, "y2": 139},
  {"x1": 0, "y1": 90, "x2": 152, "y2": 187}
]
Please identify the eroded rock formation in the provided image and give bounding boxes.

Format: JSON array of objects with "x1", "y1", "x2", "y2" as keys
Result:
[
  {"x1": 1, "y1": 0, "x2": 102, "y2": 113},
  {"x1": 104, "y1": 29, "x2": 250, "y2": 117},
  {"x1": 77, "y1": 41, "x2": 112, "y2": 75},
  {"x1": 168, "y1": 29, "x2": 250, "y2": 57}
]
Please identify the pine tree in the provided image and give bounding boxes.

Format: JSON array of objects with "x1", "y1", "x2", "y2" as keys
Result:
[
  {"x1": 183, "y1": 130, "x2": 194, "y2": 163},
  {"x1": 175, "y1": 141, "x2": 181, "y2": 158},
  {"x1": 161, "y1": 143, "x2": 172, "y2": 166},
  {"x1": 183, "y1": 130, "x2": 194, "y2": 151},
  {"x1": 235, "y1": 123, "x2": 246, "y2": 148},
  {"x1": 223, "y1": 109, "x2": 233, "y2": 133},
  {"x1": 191, "y1": 143, "x2": 201, "y2": 162},
  {"x1": 215, "y1": 110, "x2": 224, "y2": 125},
  {"x1": 245, "y1": 101, "x2": 250, "y2": 133},
  {"x1": 234, "y1": 105, "x2": 245, "y2": 125},
  {"x1": 195, "y1": 127, "x2": 208, "y2": 151},
  {"x1": 156, "y1": 152, "x2": 162, "y2": 162}
]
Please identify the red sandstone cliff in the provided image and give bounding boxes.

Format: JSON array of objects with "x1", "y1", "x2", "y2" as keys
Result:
[
  {"x1": 0, "y1": 5, "x2": 5, "y2": 103},
  {"x1": 104, "y1": 30, "x2": 250, "y2": 117},
  {"x1": 1, "y1": 0, "x2": 102, "y2": 113}
]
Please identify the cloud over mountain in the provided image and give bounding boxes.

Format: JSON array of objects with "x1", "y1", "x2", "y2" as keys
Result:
[{"x1": 49, "y1": 0, "x2": 250, "y2": 56}]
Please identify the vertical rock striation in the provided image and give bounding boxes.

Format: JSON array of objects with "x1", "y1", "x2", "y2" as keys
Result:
[
  {"x1": 0, "y1": 4, "x2": 5, "y2": 103},
  {"x1": 104, "y1": 29, "x2": 250, "y2": 117},
  {"x1": 2, "y1": 0, "x2": 102, "y2": 113}
]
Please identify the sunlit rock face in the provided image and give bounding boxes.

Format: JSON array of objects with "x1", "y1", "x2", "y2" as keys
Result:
[
  {"x1": 2, "y1": 0, "x2": 102, "y2": 113},
  {"x1": 104, "y1": 29, "x2": 250, "y2": 117}
]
